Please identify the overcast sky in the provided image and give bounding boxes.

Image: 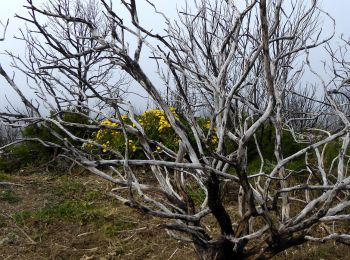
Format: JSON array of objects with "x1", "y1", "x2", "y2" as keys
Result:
[
  {"x1": 0, "y1": 0, "x2": 349, "y2": 110},
  {"x1": 0, "y1": 0, "x2": 187, "y2": 109}
]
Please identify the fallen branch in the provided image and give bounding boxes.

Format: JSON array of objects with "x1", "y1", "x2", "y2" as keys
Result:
[
  {"x1": 0, "y1": 213, "x2": 36, "y2": 245},
  {"x1": 0, "y1": 182, "x2": 24, "y2": 187}
]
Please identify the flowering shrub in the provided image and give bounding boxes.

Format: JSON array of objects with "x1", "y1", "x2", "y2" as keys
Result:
[
  {"x1": 138, "y1": 108, "x2": 180, "y2": 152},
  {"x1": 92, "y1": 108, "x2": 219, "y2": 158},
  {"x1": 139, "y1": 107, "x2": 178, "y2": 131},
  {"x1": 200, "y1": 118, "x2": 218, "y2": 145},
  {"x1": 93, "y1": 115, "x2": 140, "y2": 156}
]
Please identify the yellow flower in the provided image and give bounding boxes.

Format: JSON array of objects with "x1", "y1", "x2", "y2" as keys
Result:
[
  {"x1": 101, "y1": 119, "x2": 111, "y2": 125},
  {"x1": 211, "y1": 135, "x2": 218, "y2": 144},
  {"x1": 112, "y1": 131, "x2": 120, "y2": 136},
  {"x1": 96, "y1": 130, "x2": 102, "y2": 140},
  {"x1": 132, "y1": 145, "x2": 137, "y2": 152},
  {"x1": 127, "y1": 139, "x2": 137, "y2": 152}
]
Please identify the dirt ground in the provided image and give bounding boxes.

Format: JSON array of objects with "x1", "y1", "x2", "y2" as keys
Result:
[
  {"x1": 0, "y1": 172, "x2": 195, "y2": 259},
  {"x1": 1, "y1": 171, "x2": 350, "y2": 260}
]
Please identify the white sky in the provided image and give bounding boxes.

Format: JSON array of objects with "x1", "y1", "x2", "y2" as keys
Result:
[{"x1": 0, "y1": 0, "x2": 349, "y2": 110}]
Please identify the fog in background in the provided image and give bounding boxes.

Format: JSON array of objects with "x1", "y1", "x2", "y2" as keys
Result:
[{"x1": 0, "y1": 0, "x2": 348, "y2": 112}]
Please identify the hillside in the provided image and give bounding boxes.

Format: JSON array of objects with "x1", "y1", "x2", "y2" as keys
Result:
[{"x1": 1, "y1": 171, "x2": 349, "y2": 259}]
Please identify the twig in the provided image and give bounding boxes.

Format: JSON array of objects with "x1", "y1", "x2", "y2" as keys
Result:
[
  {"x1": 168, "y1": 248, "x2": 179, "y2": 260},
  {"x1": 1, "y1": 213, "x2": 36, "y2": 245},
  {"x1": 114, "y1": 226, "x2": 147, "y2": 234},
  {"x1": 0, "y1": 182, "x2": 24, "y2": 187}
]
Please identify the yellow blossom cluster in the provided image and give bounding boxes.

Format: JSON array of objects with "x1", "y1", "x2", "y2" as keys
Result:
[
  {"x1": 203, "y1": 120, "x2": 218, "y2": 145},
  {"x1": 91, "y1": 109, "x2": 181, "y2": 157},
  {"x1": 203, "y1": 120, "x2": 211, "y2": 130},
  {"x1": 211, "y1": 134, "x2": 218, "y2": 144},
  {"x1": 139, "y1": 107, "x2": 178, "y2": 132},
  {"x1": 95, "y1": 117, "x2": 134, "y2": 153},
  {"x1": 96, "y1": 119, "x2": 119, "y2": 141},
  {"x1": 128, "y1": 139, "x2": 137, "y2": 152}
]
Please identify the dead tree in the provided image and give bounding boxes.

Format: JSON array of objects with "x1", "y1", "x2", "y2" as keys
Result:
[
  {"x1": 1, "y1": 0, "x2": 350, "y2": 259},
  {"x1": 8, "y1": 0, "x2": 128, "y2": 113}
]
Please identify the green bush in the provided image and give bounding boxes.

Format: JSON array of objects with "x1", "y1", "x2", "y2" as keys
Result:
[
  {"x1": 246, "y1": 123, "x2": 307, "y2": 173},
  {"x1": 0, "y1": 106, "x2": 334, "y2": 174},
  {"x1": 0, "y1": 108, "x2": 92, "y2": 172}
]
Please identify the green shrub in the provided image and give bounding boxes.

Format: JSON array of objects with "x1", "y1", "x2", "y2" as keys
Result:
[
  {"x1": 0, "y1": 141, "x2": 53, "y2": 172},
  {"x1": 0, "y1": 108, "x2": 92, "y2": 172},
  {"x1": 0, "y1": 106, "x2": 334, "y2": 175}
]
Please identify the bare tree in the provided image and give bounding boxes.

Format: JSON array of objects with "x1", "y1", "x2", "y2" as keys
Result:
[
  {"x1": 7, "y1": 0, "x2": 128, "y2": 114},
  {"x1": 0, "y1": 19, "x2": 9, "y2": 42},
  {"x1": 1, "y1": 0, "x2": 350, "y2": 259},
  {"x1": 0, "y1": 0, "x2": 129, "y2": 169}
]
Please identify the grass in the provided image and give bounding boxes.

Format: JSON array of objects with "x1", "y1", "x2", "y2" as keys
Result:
[
  {"x1": 13, "y1": 200, "x2": 139, "y2": 238},
  {"x1": 1, "y1": 172, "x2": 350, "y2": 259},
  {"x1": 53, "y1": 176, "x2": 87, "y2": 197},
  {"x1": 186, "y1": 182, "x2": 206, "y2": 205},
  {"x1": 14, "y1": 200, "x2": 101, "y2": 225},
  {"x1": 0, "y1": 172, "x2": 12, "y2": 181},
  {"x1": 12, "y1": 175, "x2": 139, "y2": 239},
  {"x1": 53, "y1": 175, "x2": 108, "y2": 201},
  {"x1": 0, "y1": 214, "x2": 6, "y2": 226},
  {"x1": 0, "y1": 189, "x2": 21, "y2": 204},
  {"x1": 277, "y1": 241, "x2": 350, "y2": 260},
  {"x1": 0, "y1": 173, "x2": 195, "y2": 260}
]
